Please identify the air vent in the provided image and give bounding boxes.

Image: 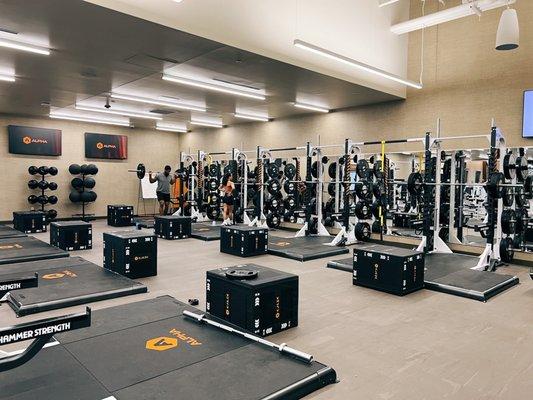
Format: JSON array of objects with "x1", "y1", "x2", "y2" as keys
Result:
[
  {"x1": 150, "y1": 109, "x2": 175, "y2": 115},
  {"x1": 213, "y1": 78, "x2": 260, "y2": 91},
  {"x1": 0, "y1": 27, "x2": 18, "y2": 35}
]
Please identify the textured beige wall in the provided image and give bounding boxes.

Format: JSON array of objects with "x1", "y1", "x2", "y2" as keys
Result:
[
  {"x1": 181, "y1": 0, "x2": 533, "y2": 154},
  {"x1": 0, "y1": 115, "x2": 179, "y2": 221}
]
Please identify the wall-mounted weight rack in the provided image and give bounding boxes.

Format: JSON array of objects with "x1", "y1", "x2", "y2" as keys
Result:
[
  {"x1": 27, "y1": 165, "x2": 59, "y2": 224},
  {"x1": 68, "y1": 163, "x2": 98, "y2": 222}
]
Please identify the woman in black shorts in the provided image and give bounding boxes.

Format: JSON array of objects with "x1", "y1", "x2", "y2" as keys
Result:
[{"x1": 219, "y1": 173, "x2": 235, "y2": 225}]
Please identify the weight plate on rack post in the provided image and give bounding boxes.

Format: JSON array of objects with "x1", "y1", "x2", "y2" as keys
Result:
[
  {"x1": 354, "y1": 222, "x2": 371, "y2": 241},
  {"x1": 500, "y1": 236, "x2": 515, "y2": 263},
  {"x1": 503, "y1": 153, "x2": 517, "y2": 180},
  {"x1": 501, "y1": 209, "x2": 516, "y2": 235},
  {"x1": 356, "y1": 159, "x2": 369, "y2": 179},
  {"x1": 515, "y1": 156, "x2": 528, "y2": 182},
  {"x1": 355, "y1": 180, "x2": 373, "y2": 201},
  {"x1": 284, "y1": 163, "x2": 296, "y2": 180}
]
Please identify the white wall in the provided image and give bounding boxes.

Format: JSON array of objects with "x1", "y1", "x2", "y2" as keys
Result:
[{"x1": 85, "y1": 0, "x2": 410, "y2": 97}]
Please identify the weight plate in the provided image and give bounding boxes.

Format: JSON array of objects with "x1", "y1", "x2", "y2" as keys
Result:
[
  {"x1": 407, "y1": 172, "x2": 424, "y2": 196},
  {"x1": 373, "y1": 182, "x2": 385, "y2": 198},
  {"x1": 354, "y1": 201, "x2": 372, "y2": 220},
  {"x1": 284, "y1": 196, "x2": 297, "y2": 211},
  {"x1": 267, "y1": 178, "x2": 281, "y2": 195},
  {"x1": 284, "y1": 180, "x2": 296, "y2": 195},
  {"x1": 266, "y1": 212, "x2": 281, "y2": 228},
  {"x1": 372, "y1": 220, "x2": 382, "y2": 234},
  {"x1": 328, "y1": 162, "x2": 337, "y2": 179},
  {"x1": 515, "y1": 208, "x2": 529, "y2": 233},
  {"x1": 501, "y1": 209, "x2": 516, "y2": 235},
  {"x1": 373, "y1": 160, "x2": 384, "y2": 179},
  {"x1": 502, "y1": 187, "x2": 514, "y2": 207},
  {"x1": 207, "y1": 205, "x2": 220, "y2": 220},
  {"x1": 500, "y1": 236, "x2": 515, "y2": 263},
  {"x1": 354, "y1": 222, "x2": 371, "y2": 241},
  {"x1": 503, "y1": 153, "x2": 517, "y2": 180},
  {"x1": 515, "y1": 156, "x2": 528, "y2": 182},
  {"x1": 208, "y1": 178, "x2": 219, "y2": 192},
  {"x1": 370, "y1": 201, "x2": 382, "y2": 219},
  {"x1": 267, "y1": 163, "x2": 279, "y2": 179},
  {"x1": 356, "y1": 159, "x2": 369, "y2": 179},
  {"x1": 487, "y1": 172, "x2": 505, "y2": 198},
  {"x1": 136, "y1": 163, "x2": 146, "y2": 179},
  {"x1": 225, "y1": 269, "x2": 259, "y2": 280},
  {"x1": 209, "y1": 164, "x2": 220, "y2": 177},
  {"x1": 515, "y1": 187, "x2": 526, "y2": 207},
  {"x1": 355, "y1": 180, "x2": 373, "y2": 201},
  {"x1": 327, "y1": 182, "x2": 337, "y2": 197},
  {"x1": 284, "y1": 163, "x2": 296, "y2": 180},
  {"x1": 525, "y1": 175, "x2": 533, "y2": 199}
]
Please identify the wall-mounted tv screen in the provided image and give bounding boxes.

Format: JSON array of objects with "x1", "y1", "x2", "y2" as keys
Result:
[
  {"x1": 85, "y1": 132, "x2": 128, "y2": 159},
  {"x1": 8, "y1": 125, "x2": 62, "y2": 156},
  {"x1": 523, "y1": 90, "x2": 533, "y2": 138}
]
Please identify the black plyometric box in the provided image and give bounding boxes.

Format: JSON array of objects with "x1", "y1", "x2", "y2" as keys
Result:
[
  {"x1": 206, "y1": 264, "x2": 298, "y2": 337},
  {"x1": 50, "y1": 221, "x2": 92, "y2": 251},
  {"x1": 353, "y1": 244, "x2": 424, "y2": 296},
  {"x1": 13, "y1": 211, "x2": 46, "y2": 233},
  {"x1": 220, "y1": 226, "x2": 268, "y2": 257},
  {"x1": 103, "y1": 231, "x2": 157, "y2": 279},
  {"x1": 107, "y1": 205, "x2": 134, "y2": 227},
  {"x1": 154, "y1": 216, "x2": 191, "y2": 239}
]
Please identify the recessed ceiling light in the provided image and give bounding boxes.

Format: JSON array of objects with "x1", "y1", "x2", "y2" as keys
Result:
[
  {"x1": 110, "y1": 93, "x2": 206, "y2": 112},
  {"x1": 293, "y1": 39, "x2": 422, "y2": 89},
  {"x1": 0, "y1": 73, "x2": 15, "y2": 82},
  {"x1": 162, "y1": 74, "x2": 266, "y2": 100},
  {"x1": 234, "y1": 113, "x2": 270, "y2": 122},
  {"x1": 50, "y1": 112, "x2": 131, "y2": 127},
  {"x1": 293, "y1": 102, "x2": 330, "y2": 113},
  {"x1": 75, "y1": 104, "x2": 163, "y2": 120},
  {"x1": 378, "y1": 0, "x2": 401, "y2": 7},
  {"x1": 0, "y1": 38, "x2": 50, "y2": 55},
  {"x1": 190, "y1": 119, "x2": 224, "y2": 128},
  {"x1": 156, "y1": 122, "x2": 188, "y2": 133}
]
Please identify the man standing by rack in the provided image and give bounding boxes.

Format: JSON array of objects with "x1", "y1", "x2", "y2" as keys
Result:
[{"x1": 149, "y1": 165, "x2": 176, "y2": 215}]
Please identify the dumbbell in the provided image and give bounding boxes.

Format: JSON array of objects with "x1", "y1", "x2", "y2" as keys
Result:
[
  {"x1": 28, "y1": 166, "x2": 39, "y2": 175},
  {"x1": 48, "y1": 182, "x2": 58, "y2": 191},
  {"x1": 38, "y1": 166, "x2": 50, "y2": 175},
  {"x1": 37, "y1": 195, "x2": 49, "y2": 205},
  {"x1": 48, "y1": 195, "x2": 58, "y2": 205},
  {"x1": 83, "y1": 177, "x2": 96, "y2": 189},
  {"x1": 28, "y1": 179, "x2": 39, "y2": 189},
  {"x1": 48, "y1": 166, "x2": 58, "y2": 176},
  {"x1": 38, "y1": 180, "x2": 50, "y2": 190},
  {"x1": 28, "y1": 195, "x2": 38, "y2": 204}
]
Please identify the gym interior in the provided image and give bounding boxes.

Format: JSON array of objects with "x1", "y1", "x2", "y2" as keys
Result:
[{"x1": 0, "y1": 1, "x2": 532, "y2": 399}]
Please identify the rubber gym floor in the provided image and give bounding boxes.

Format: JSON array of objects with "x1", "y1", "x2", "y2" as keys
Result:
[{"x1": 2, "y1": 220, "x2": 532, "y2": 400}]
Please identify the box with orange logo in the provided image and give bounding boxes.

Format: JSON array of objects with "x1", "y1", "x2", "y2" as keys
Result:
[
  {"x1": 103, "y1": 231, "x2": 157, "y2": 279},
  {"x1": 206, "y1": 264, "x2": 298, "y2": 337},
  {"x1": 353, "y1": 244, "x2": 424, "y2": 296},
  {"x1": 50, "y1": 221, "x2": 92, "y2": 251},
  {"x1": 13, "y1": 211, "x2": 47, "y2": 233}
]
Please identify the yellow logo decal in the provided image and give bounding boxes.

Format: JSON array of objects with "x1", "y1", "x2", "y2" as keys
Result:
[
  {"x1": 23, "y1": 136, "x2": 32, "y2": 145},
  {"x1": 96, "y1": 142, "x2": 104, "y2": 149},
  {"x1": 145, "y1": 337, "x2": 178, "y2": 351},
  {"x1": 0, "y1": 244, "x2": 23, "y2": 250},
  {"x1": 42, "y1": 270, "x2": 77, "y2": 280},
  {"x1": 275, "y1": 241, "x2": 290, "y2": 247}
]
